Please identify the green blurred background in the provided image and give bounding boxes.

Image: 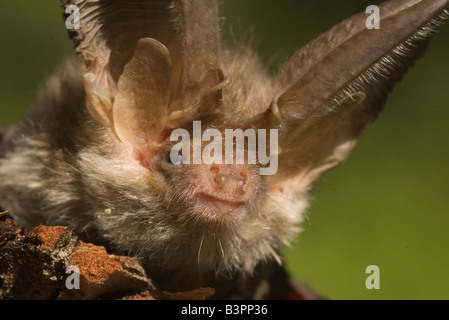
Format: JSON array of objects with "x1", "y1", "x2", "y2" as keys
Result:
[{"x1": 1, "y1": 1, "x2": 448, "y2": 299}]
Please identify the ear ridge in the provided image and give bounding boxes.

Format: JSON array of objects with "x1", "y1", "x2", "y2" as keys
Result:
[
  {"x1": 268, "y1": 92, "x2": 366, "y2": 194},
  {"x1": 268, "y1": 0, "x2": 449, "y2": 130},
  {"x1": 113, "y1": 38, "x2": 171, "y2": 151},
  {"x1": 169, "y1": 0, "x2": 230, "y2": 119},
  {"x1": 61, "y1": 0, "x2": 229, "y2": 143},
  {"x1": 281, "y1": 93, "x2": 366, "y2": 152},
  {"x1": 62, "y1": 0, "x2": 180, "y2": 80},
  {"x1": 263, "y1": 0, "x2": 449, "y2": 195}
]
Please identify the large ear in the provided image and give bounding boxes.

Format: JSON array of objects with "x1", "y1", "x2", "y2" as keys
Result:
[
  {"x1": 61, "y1": 0, "x2": 228, "y2": 156},
  {"x1": 262, "y1": 0, "x2": 449, "y2": 195}
]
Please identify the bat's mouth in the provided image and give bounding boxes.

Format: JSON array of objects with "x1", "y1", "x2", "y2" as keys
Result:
[{"x1": 196, "y1": 193, "x2": 246, "y2": 224}]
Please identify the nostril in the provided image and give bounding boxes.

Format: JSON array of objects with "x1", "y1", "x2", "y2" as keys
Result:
[
  {"x1": 209, "y1": 166, "x2": 250, "y2": 191},
  {"x1": 237, "y1": 177, "x2": 246, "y2": 187},
  {"x1": 214, "y1": 173, "x2": 227, "y2": 185},
  {"x1": 239, "y1": 171, "x2": 248, "y2": 182},
  {"x1": 210, "y1": 165, "x2": 219, "y2": 176}
]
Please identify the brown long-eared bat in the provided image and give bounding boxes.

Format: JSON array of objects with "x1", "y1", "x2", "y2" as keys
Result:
[{"x1": 0, "y1": 0, "x2": 448, "y2": 299}]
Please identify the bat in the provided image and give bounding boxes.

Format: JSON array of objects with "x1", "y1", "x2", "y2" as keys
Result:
[{"x1": 0, "y1": 0, "x2": 448, "y2": 299}]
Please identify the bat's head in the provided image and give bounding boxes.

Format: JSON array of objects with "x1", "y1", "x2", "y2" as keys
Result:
[
  {"x1": 159, "y1": 143, "x2": 262, "y2": 226},
  {"x1": 62, "y1": 0, "x2": 448, "y2": 289}
]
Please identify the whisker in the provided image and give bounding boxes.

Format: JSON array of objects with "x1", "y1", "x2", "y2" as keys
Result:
[
  {"x1": 266, "y1": 245, "x2": 282, "y2": 266},
  {"x1": 197, "y1": 233, "x2": 205, "y2": 280}
]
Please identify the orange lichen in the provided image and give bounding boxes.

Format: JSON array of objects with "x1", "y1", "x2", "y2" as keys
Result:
[{"x1": 28, "y1": 225, "x2": 69, "y2": 251}]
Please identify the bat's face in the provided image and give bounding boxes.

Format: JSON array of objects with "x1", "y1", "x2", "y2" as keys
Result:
[
  {"x1": 159, "y1": 149, "x2": 262, "y2": 226},
  {"x1": 147, "y1": 117, "x2": 280, "y2": 227}
]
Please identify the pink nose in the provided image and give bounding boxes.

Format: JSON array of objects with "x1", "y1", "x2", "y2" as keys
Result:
[{"x1": 209, "y1": 164, "x2": 249, "y2": 195}]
